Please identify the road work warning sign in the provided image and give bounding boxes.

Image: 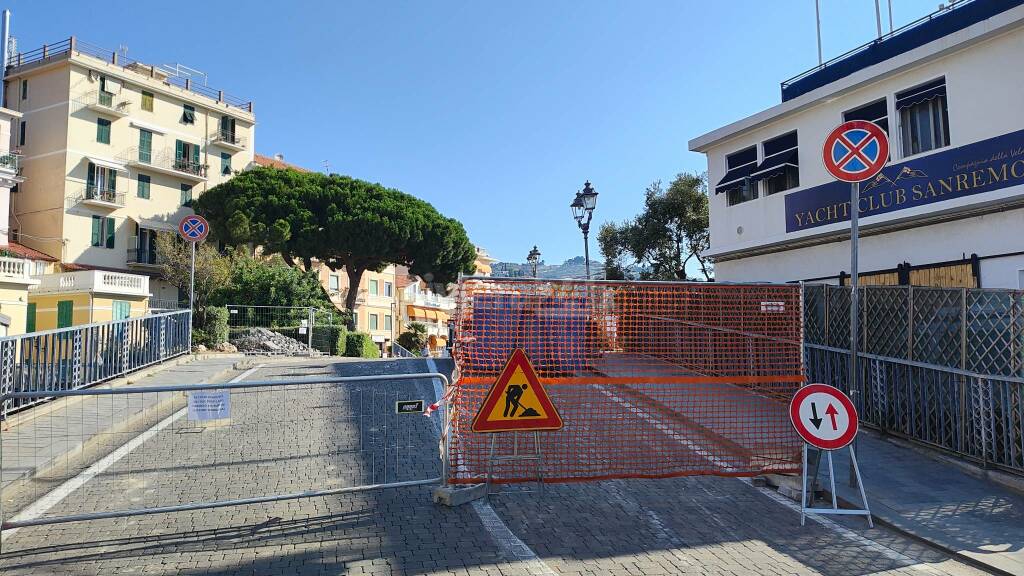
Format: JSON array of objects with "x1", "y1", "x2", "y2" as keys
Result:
[{"x1": 471, "y1": 349, "x2": 562, "y2": 433}]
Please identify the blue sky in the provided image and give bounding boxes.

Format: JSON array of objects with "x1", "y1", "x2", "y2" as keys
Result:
[{"x1": 7, "y1": 0, "x2": 943, "y2": 264}]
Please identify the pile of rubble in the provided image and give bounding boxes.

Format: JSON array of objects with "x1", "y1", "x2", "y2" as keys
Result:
[{"x1": 230, "y1": 327, "x2": 315, "y2": 356}]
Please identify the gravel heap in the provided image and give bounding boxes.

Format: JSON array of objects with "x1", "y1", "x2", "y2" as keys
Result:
[{"x1": 231, "y1": 327, "x2": 315, "y2": 356}]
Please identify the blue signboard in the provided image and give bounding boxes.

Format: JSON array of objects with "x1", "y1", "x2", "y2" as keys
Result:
[{"x1": 785, "y1": 128, "x2": 1024, "y2": 233}]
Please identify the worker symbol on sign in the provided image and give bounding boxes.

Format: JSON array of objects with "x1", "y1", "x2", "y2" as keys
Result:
[{"x1": 472, "y1": 349, "x2": 562, "y2": 433}]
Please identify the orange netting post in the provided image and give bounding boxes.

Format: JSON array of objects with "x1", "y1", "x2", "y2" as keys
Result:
[{"x1": 447, "y1": 278, "x2": 805, "y2": 484}]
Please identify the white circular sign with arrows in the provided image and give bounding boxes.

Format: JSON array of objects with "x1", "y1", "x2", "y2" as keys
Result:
[{"x1": 789, "y1": 383, "x2": 859, "y2": 450}]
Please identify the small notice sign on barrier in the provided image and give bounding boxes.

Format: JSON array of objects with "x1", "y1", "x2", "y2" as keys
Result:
[{"x1": 188, "y1": 390, "x2": 231, "y2": 421}]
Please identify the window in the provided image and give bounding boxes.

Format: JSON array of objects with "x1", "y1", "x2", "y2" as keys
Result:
[
  {"x1": 220, "y1": 115, "x2": 236, "y2": 142},
  {"x1": 329, "y1": 274, "x2": 340, "y2": 291},
  {"x1": 221, "y1": 152, "x2": 231, "y2": 175},
  {"x1": 139, "y1": 129, "x2": 152, "y2": 163},
  {"x1": 369, "y1": 279, "x2": 379, "y2": 295},
  {"x1": 369, "y1": 314, "x2": 379, "y2": 330},
  {"x1": 897, "y1": 78, "x2": 949, "y2": 157},
  {"x1": 91, "y1": 216, "x2": 116, "y2": 248},
  {"x1": 844, "y1": 99, "x2": 889, "y2": 134},
  {"x1": 384, "y1": 281, "x2": 393, "y2": 297},
  {"x1": 20, "y1": 79, "x2": 27, "y2": 100},
  {"x1": 180, "y1": 183, "x2": 193, "y2": 207},
  {"x1": 96, "y1": 118, "x2": 111, "y2": 144},
  {"x1": 754, "y1": 131, "x2": 799, "y2": 196},
  {"x1": 352, "y1": 311, "x2": 358, "y2": 326},
  {"x1": 18, "y1": 121, "x2": 25, "y2": 146},
  {"x1": 141, "y1": 90, "x2": 154, "y2": 112},
  {"x1": 34, "y1": 261, "x2": 45, "y2": 275},
  {"x1": 86, "y1": 162, "x2": 118, "y2": 201},
  {"x1": 384, "y1": 315, "x2": 392, "y2": 331},
  {"x1": 113, "y1": 300, "x2": 131, "y2": 321},
  {"x1": 181, "y1": 103, "x2": 196, "y2": 124},
  {"x1": 716, "y1": 146, "x2": 758, "y2": 206},
  {"x1": 137, "y1": 174, "x2": 151, "y2": 199},
  {"x1": 57, "y1": 301, "x2": 73, "y2": 329},
  {"x1": 98, "y1": 76, "x2": 114, "y2": 107},
  {"x1": 26, "y1": 303, "x2": 36, "y2": 332},
  {"x1": 175, "y1": 140, "x2": 201, "y2": 175}
]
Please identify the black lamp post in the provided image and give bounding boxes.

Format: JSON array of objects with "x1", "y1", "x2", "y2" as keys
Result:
[
  {"x1": 527, "y1": 245, "x2": 541, "y2": 277},
  {"x1": 571, "y1": 181, "x2": 598, "y2": 279}
]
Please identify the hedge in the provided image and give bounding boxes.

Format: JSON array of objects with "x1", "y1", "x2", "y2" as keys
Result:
[
  {"x1": 193, "y1": 306, "x2": 228, "y2": 346},
  {"x1": 345, "y1": 332, "x2": 379, "y2": 358}
]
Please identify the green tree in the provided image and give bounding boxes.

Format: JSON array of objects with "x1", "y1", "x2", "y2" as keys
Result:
[
  {"x1": 599, "y1": 173, "x2": 712, "y2": 281},
  {"x1": 155, "y1": 233, "x2": 230, "y2": 326},
  {"x1": 195, "y1": 168, "x2": 478, "y2": 329},
  {"x1": 397, "y1": 321, "x2": 428, "y2": 353},
  {"x1": 210, "y1": 256, "x2": 335, "y2": 309}
]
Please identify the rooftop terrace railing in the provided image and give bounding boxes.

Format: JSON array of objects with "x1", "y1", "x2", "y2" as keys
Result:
[{"x1": 7, "y1": 37, "x2": 253, "y2": 113}]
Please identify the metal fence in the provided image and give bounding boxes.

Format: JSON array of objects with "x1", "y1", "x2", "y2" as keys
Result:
[
  {"x1": 226, "y1": 305, "x2": 348, "y2": 356},
  {"x1": 803, "y1": 284, "x2": 1024, "y2": 474},
  {"x1": 0, "y1": 373, "x2": 447, "y2": 534},
  {"x1": 0, "y1": 311, "x2": 191, "y2": 419}
]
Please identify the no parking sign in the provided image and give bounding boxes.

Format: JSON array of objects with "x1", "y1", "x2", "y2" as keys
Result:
[
  {"x1": 178, "y1": 215, "x2": 210, "y2": 243},
  {"x1": 822, "y1": 120, "x2": 889, "y2": 183}
]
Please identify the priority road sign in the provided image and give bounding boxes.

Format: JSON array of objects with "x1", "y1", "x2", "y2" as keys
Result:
[
  {"x1": 789, "y1": 383, "x2": 859, "y2": 450},
  {"x1": 178, "y1": 215, "x2": 210, "y2": 243},
  {"x1": 471, "y1": 349, "x2": 562, "y2": 433},
  {"x1": 822, "y1": 120, "x2": 889, "y2": 183}
]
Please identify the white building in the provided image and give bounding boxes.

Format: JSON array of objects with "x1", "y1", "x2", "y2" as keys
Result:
[{"x1": 689, "y1": 1, "x2": 1024, "y2": 289}]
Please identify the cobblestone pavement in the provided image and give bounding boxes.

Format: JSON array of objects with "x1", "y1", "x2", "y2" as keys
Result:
[{"x1": 0, "y1": 359, "x2": 988, "y2": 575}]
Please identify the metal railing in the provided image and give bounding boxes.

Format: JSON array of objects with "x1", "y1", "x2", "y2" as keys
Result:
[
  {"x1": 0, "y1": 310, "x2": 191, "y2": 419},
  {"x1": 805, "y1": 344, "x2": 1024, "y2": 474},
  {"x1": 7, "y1": 37, "x2": 254, "y2": 113},
  {"x1": 127, "y1": 247, "x2": 160, "y2": 266},
  {"x1": 118, "y1": 147, "x2": 207, "y2": 179},
  {"x1": 209, "y1": 129, "x2": 247, "y2": 148},
  {"x1": 74, "y1": 90, "x2": 132, "y2": 115},
  {"x1": 390, "y1": 342, "x2": 416, "y2": 358},
  {"x1": 148, "y1": 299, "x2": 185, "y2": 312},
  {"x1": 227, "y1": 305, "x2": 349, "y2": 356},
  {"x1": 78, "y1": 185, "x2": 125, "y2": 207},
  {"x1": 0, "y1": 153, "x2": 21, "y2": 173},
  {"x1": 0, "y1": 372, "x2": 447, "y2": 533}
]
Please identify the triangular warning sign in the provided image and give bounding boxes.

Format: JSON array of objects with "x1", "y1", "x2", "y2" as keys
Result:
[{"x1": 471, "y1": 349, "x2": 563, "y2": 433}]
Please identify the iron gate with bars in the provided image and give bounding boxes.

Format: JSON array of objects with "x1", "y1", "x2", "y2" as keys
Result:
[
  {"x1": 226, "y1": 305, "x2": 348, "y2": 356},
  {"x1": 803, "y1": 284, "x2": 1024, "y2": 473}
]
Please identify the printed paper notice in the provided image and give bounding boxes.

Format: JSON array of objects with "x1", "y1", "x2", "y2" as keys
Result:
[{"x1": 188, "y1": 390, "x2": 230, "y2": 421}]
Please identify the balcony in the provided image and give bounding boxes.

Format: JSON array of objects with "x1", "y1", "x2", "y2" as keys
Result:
[
  {"x1": 0, "y1": 256, "x2": 39, "y2": 287},
  {"x1": 0, "y1": 153, "x2": 23, "y2": 187},
  {"x1": 119, "y1": 147, "x2": 207, "y2": 182},
  {"x1": 74, "y1": 185, "x2": 125, "y2": 209},
  {"x1": 76, "y1": 90, "x2": 132, "y2": 118},
  {"x1": 209, "y1": 129, "x2": 247, "y2": 151},
  {"x1": 127, "y1": 247, "x2": 161, "y2": 267},
  {"x1": 33, "y1": 270, "x2": 149, "y2": 297}
]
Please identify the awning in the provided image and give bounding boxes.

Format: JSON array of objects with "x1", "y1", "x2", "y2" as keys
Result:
[
  {"x1": 132, "y1": 216, "x2": 177, "y2": 232},
  {"x1": 714, "y1": 163, "x2": 755, "y2": 194},
  {"x1": 750, "y1": 149, "x2": 799, "y2": 182},
  {"x1": 85, "y1": 156, "x2": 127, "y2": 172},
  {"x1": 407, "y1": 305, "x2": 439, "y2": 321},
  {"x1": 130, "y1": 120, "x2": 167, "y2": 135},
  {"x1": 428, "y1": 335, "x2": 447, "y2": 347},
  {"x1": 435, "y1": 310, "x2": 450, "y2": 322},
  {"x1": 896, "y1": 79, "x2": 946, "y2": 110}
]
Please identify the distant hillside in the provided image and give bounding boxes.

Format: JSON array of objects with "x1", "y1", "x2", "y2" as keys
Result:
[{"x1": 492, "y1": 256, "x2": 606, "y2": 280}]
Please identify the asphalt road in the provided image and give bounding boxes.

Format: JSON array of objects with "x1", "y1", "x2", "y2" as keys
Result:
[{"x1": 0, "y1": 358, "x2": 988, "y2": 575}]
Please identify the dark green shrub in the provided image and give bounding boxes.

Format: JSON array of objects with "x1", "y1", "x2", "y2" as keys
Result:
[
  {"x1": 193, "y1": 306, "x2": 228, "y2": 346},
  {"x1": 345, "y1": 332, "x2": 379, "y2": 358}
]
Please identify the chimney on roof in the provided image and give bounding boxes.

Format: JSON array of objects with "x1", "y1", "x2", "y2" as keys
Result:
[{"x1": 274, "y1": 154, "x2": 284, "y2": 161}]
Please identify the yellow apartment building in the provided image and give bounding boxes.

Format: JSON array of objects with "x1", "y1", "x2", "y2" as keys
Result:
[
  {"x1": 317, "y1": 263, "x2": 398, "y2": 356},
  {"x1": 3, "y1": 37, "x2": 255, "y2": 323},
  {"x1": 395, "y1": 266, "x2": 455, "y2": 355}
]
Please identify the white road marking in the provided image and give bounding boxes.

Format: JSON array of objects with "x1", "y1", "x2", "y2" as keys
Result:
[
  {"x1": 471, "y1": 499, "x2": 557, "y2": 575},
  {"x1": 1, "y1": 365, "x2": 263, "y2": 541}
]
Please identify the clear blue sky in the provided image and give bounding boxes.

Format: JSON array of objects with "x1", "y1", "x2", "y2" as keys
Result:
[{"x1": 7, "y1": 0, "x2": 942, "y2": 264}]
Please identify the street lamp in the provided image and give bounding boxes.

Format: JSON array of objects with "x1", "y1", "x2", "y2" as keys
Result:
[
  {"x1": 527, "y1": 245, "x2": 541, "y2": 277},
  {"x1": 571, "y1": 180, "x2": 598, "y2": 279}
]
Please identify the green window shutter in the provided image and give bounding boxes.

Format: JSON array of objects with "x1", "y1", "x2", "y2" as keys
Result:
[
  {"x1": 180, "y1": 184, "x2": 192, "y2": 206},
  {"x1": 57, "y1": 301, "x2": 73, "y2": 328},
  {"x1": 113, "y1": 300, "x2": 131, "y2": 320},
  {"x1": 139, "y1": 130, "x2": 152, "y2": 162},
  {"x1": 91, "y1": 216, "x2": 101, "y2": 246},
  {"x1": 192, "y1": 142, "x2": 200, "y2": 167},
  {"x1": 106, "y1": 217, "x2": 116, "y2": 248},
  {"x1": 87, "y1": 162, "x2": 96, "y2": 189},
  {"x1": 138, "y1": 174, "x2": 150, "y2": 199},
  {"x1": 175, "y1": 139, "x2": 184, "y2": 161},
  {"x1": 221, "y1": 152, "x2": 231, "y2": 175},
  {"x1": 109, "y1": 169, "x2": 117, "y2": 193},
  {"x1": 96, "y1": 118, "x2": 111, "y2": 144},
  {"x1": 26, "y1": 303, "x2": 36, "y2": 332}
]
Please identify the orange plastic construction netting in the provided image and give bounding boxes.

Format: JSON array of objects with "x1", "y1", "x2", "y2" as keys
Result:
[{"x1": 447, "y1": 278, "x2": 805, "y2": 484}]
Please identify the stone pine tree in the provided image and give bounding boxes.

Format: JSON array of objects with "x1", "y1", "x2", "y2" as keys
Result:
[
  {"x1": 598, "y1": 173, "x2": 712, "y2": 281},
  {"x1": 195, "y1": 167, "x2": 478, "y2": 329}
]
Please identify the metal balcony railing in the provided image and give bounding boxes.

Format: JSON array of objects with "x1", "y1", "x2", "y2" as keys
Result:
[
  {"x1": 119, "y1": 147, "x2": 208, "y2": 179},
  {"x1": 127, "y1": 248, "x2": 160, "y2": 266},
  {"x1": 81, "y1": 185, "x2": 125, "y2": 206},
  {"x1": 75, "y1": 90, "x2": 132, "y2": 115},
  {"x1": 210, "y1": 129, "x2": 247, "y2": 148},
  {"x1": 0, "y1": 153, "x2": 21, "y2": 173}
]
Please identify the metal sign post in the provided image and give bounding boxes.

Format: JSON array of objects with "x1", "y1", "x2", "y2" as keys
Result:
[
  {"x1": 178, "y1": 215, "x2": 211, "y2": 351},
  {"x1": 790, "y1": 383, "x2": 872, "y2": 527},
  {"x1": 821, "y1": 120, "x2": 889, "y2": 483}
]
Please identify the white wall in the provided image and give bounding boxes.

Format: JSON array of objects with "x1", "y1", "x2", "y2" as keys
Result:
[{"x1": 700, "y1": 19, "x2": 1024, "y2": 282}]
